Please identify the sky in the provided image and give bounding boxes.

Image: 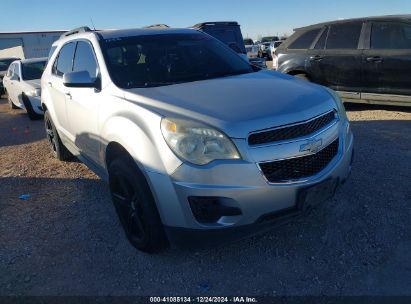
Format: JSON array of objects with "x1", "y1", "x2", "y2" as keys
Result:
[{"x1": 1, "y1": 0, "x2": 410, "y2": 39}]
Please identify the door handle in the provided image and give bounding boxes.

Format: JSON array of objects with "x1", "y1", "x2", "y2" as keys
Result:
[
  {"x1": 47, "y1": 82, "x2": 53, "y2": 87},
  {"x1": 65, "y1": 92, "x2": 72, "y2": 99},
  {"x1": 309, "y1": 55, "x2": 324, "y2": 61},
  {"x1": 366, "y1": 56, "x2": 383, "y2": 63}
]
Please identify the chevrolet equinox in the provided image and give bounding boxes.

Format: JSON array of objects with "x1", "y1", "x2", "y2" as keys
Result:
[{"x1": 41, "y1": 26, "x2": 354, "y2": 252}]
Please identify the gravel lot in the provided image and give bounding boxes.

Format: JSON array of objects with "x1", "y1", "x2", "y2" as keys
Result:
[{"x1": 0, "y1": 96, "x2": 410, "y2": 296}]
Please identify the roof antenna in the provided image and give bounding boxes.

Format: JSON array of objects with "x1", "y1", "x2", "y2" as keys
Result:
[{"x1": 90, "y1": 17, "x2": 96, "y2": 30}]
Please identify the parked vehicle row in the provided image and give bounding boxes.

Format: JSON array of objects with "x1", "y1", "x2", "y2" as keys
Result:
[
  {"x1": 40, "y1": 26, "x2": 353, "y2": 253},
  {"x1": 275, "y1": 14, "x2": 411, "y2": 107}
]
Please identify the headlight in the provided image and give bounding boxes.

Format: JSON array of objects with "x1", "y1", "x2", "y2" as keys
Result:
[
  {"x1": 161, "y1": 118, "x2": 241, "y2": 165},
  {"x1": 28, "y1": 88, "x2": 41, "y2": 97},
  {"x1": 325, "y1": 88, "x2": 347, "y2": 120}
]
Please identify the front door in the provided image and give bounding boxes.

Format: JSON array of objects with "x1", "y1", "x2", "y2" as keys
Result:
[{"x1": 65, "y1": 40, "x2": 101, "y2": 165}]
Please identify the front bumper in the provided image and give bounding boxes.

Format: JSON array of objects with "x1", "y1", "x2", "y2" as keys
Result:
[
  {"x1": 26, "y1": 95, "x2": 44, "y2": 114},
  {"x1": 148, "y1": 121, "x2": 354, "y2": 247}
]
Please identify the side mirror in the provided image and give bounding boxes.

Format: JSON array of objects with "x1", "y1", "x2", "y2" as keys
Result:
[{"x1": 63, "y1": 71, "x2": 98, "y2": 88}]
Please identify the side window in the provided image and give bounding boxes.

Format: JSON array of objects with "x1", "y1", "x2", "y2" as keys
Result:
[
  {"x1": 326, "y1": 22, "x2": 362, "y2": 49},
  {"x1": 72, "y1": 41, "x2": 98, "y2": 79},
  {"x1": 14, "y1": 64, "x2": 21, "y2": 78},
  {"x1": 6, "y1": 64, "x2": 14, "y2": 77},
  {"x1": 53, "y1": 42, "x2": 76, "y2": 77},
  {"x1": 314, "y1": 28, "x2": 328, "y2": 49},
  {"x1": 371, "y1": 22, "x2": 411, "y2": 49},
  {"x1": 288, "y1": 28, "x2": 321, "y2": 49}
]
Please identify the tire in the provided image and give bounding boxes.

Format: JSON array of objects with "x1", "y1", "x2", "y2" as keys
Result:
[
  {"x1": 108, "y1": 155, "x2": 168, "y2": 253},
  {"x1": 44, "y1": 110, "x2": 72, "y2": 161},
  {"x1": 6, "y1": 90, "x2": 19, "y2": 109},
  {"x1": 22, "y1": 94, "x2": 43, "y2": 120},
  {"x1": 294, "y1": 73, "x2": 310, "y2": 81}
]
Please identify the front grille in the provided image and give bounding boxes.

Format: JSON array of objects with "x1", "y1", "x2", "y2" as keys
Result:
[
  {"x1": 248, "y1": 111, "x2": 336, "y2": 146},
  {"x1": 259, "y1": 138, "x2": 339, "y2": 183}
]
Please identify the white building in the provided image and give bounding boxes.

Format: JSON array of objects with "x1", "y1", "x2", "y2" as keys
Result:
[{"x1": 0, "y1": 30, "x2": 66, "y2": 59}]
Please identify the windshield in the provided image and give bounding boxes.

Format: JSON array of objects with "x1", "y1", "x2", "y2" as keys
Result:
[
  {"x1": 21, "y1": 60, "x2": 47, "y2": 80},
  {"x1": 102, "y1": 33, "x2": 254, "y2": 89},
  {"x1": 0, "y1": 59, "x2": 15, "y2": 72}
]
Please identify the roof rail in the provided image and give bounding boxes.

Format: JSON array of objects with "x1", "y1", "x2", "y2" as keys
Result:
[
  {"x1": 60, "y1": 26, "x2": 92, "y2": 39},
  {"x1": 143, "y1": 24, "x2": 170, "y2": 29}
]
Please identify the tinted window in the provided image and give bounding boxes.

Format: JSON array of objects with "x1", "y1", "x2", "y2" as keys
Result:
[
  {"x1": 371, "y1": 22, "x2": 411, "y2": 49},
  {"x1": 289, "y1": 28, "x2": 321, "y2": 49},
  {"x1": 54, "y1": 42, "x2": 76, "y2": 76},
  {"x1": 314, "y1": 28, "x2": 328, "y2": 49},
  {"x1": 326, "y1": 22, "x2": 362, "y2": 49},
  {"x1": 21, "y1": 60, "x2": 47, "y2": 80},
  {"x1": 103, "y1": 33, "x2": 254, "y2": 89},
  {"x1": 73, "y1": 41, "x2": 98, "y2": 78}
]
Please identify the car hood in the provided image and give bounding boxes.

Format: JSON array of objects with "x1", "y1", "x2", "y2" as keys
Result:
[{"x1": 124, "y1": 70, "x2": 336, "y2": 138}]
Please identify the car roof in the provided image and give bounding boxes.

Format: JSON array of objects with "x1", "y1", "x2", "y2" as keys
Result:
[
  {"x1": 295, "y1": 14, "x2": 411, "y2": 31},
  {"x1": 192, "y1": 21, "x2": 240, "y2": 28}
]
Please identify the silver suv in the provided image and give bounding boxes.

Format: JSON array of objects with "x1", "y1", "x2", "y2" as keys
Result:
[{"x1": 41, "y1": 26, "x2": 354, "y2": 252}]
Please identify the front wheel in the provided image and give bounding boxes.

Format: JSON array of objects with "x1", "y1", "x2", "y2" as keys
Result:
[
  {"x1": 44, "y1": 110, "x2": 72, "y2": 161},
  {"x1": 108, "y1": 155, "x2": 168, "y2": 253}
]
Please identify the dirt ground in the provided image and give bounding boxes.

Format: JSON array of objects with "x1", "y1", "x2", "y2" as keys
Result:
[{"x1": 0, "y1": 97, "x2": 410, "y2": 296}]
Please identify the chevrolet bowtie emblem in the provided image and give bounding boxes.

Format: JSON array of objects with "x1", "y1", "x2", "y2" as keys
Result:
[{"x1": 300, "y1": 138, "x2": 323, "y2": 153}]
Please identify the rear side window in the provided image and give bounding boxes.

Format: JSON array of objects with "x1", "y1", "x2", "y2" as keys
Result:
[
  {"x1": 314, "y1": 28, "x2": 328, "y2": 49},
  {"x1": 53, "y1": 42, "x2": 76, "y2": 76},
  {"x1": 73, "y1": 41, "x2": 98, "y2": 79},
  {"x1": 371, "y1": 22, "x2": 411, "y2": 49},
  {"x1": 288, "y1": 28, "x2": 321, "y2": 49},
  {"x1": 326, "y1": 22, "x2": 362, "y2": 49}
]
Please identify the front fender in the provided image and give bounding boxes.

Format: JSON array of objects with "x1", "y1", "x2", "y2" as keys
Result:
[
  {"x1": 100, "y1": 115, "x2": 187, "y2": 227},
  {"x1": 100, "y1": 115, "x2": 182, "y2": 175}
]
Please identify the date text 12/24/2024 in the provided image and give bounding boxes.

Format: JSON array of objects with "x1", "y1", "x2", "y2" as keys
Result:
[{"x1": 149, "y1": 297, "x2": 258, "y2": 303}]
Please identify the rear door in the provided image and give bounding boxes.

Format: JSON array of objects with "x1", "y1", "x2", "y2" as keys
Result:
[
  {"x1": 313, "y1": 22, "x2": 364, "y2": 92},
  {"x1": 363, "y1": 20, "x2": 411, "y2": 96}
]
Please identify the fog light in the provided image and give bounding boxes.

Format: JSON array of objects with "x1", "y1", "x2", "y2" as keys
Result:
[{"x1": 188, "y1": 197, "x2": 242, "y2": 224}]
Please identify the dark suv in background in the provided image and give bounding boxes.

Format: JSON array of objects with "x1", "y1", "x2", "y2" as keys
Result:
[{"x1": 275, "y1": 15, "x2": 411, "y2": 107}]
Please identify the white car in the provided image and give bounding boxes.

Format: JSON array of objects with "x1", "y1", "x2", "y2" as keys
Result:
[
  {"x1": 243, "y1": 38, "x2": 258, "y2": 58},
  {"x1": 3, "y1": 57, "x2": 47, "y2": 120},
  {"x1": 270, "y1": 41, "x2": 283, "y2": 69}
]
